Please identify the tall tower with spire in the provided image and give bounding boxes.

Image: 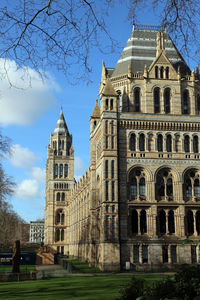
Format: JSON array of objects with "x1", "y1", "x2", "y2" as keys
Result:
[{"x1": 45, "y1": 108, "x2": 74, "y2": 254}]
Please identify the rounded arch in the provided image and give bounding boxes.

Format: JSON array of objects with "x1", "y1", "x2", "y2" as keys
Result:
[
  {"x1": 154, "y1": 165, "x2": 181, "y2": 182},
  {"x1": 132, "y1": 84, "x2": 144, "y2": 96},
  {"x1": 127, "y1": 164, "x2": 153, "y2": 182},
  {"x1": 182, "y1": 167, "x2": 199, "y2": 181}
]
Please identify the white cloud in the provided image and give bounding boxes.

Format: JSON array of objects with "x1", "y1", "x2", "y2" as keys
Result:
[
  {"x1": 10, "y1": 144, "x2": 37, "y2": 169},
  {"x1": 31, "y1": 167, "x2": 46, "y2": 183},
  {"x1": 15, "y1": 179, "x2": 40, "y2": 200},
  {"x1": 0, "y1": 58, "x2": 58, "y2": 126},
  {"x1": 74, "y1": 157, "x2": 84, "y2": 174}
]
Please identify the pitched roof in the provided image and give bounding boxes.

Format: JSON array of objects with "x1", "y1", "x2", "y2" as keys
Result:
[
  {"x1": 102, "y1": 79, "x2": 118, "y2": 96},
  {"x1": 91, "y1": 99, "x2": 100, "y2": 119},
  {"x1": 111, "y1": 26, "x2": 190, "y2": 77},
  {"x1": 54, "y1": 108, "x2": 69, "y2": 135}
]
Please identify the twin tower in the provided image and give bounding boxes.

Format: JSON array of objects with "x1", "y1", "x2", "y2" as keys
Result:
[{"x1": 45, "y1": 25, "x2": 200, "y2": 271}]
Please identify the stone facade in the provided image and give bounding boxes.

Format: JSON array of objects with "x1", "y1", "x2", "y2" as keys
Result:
[
  {"x1": 45, "y1": 25, "x2": 200, "y2": 270},
  {"x1": 29, "y1": 221, "x2": 44, "y2": 244}
]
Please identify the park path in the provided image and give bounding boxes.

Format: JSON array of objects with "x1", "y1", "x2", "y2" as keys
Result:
[{"x1": 35, "y1": 264, "x2": 175, "y2": 278}]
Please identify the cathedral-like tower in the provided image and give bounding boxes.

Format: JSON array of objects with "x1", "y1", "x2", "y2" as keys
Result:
[{"x1": 45, "y1": 108, "x2": 74, "y2": 254}]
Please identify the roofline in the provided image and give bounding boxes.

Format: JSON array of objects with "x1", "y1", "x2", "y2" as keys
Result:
[{"x1": 134, "y1": 24, "x2": 166, "y2": 32}]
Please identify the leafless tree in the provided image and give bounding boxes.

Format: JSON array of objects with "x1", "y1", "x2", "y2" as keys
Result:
[
  {"x1": 0, "y1": 0, "x2": 115, "y2": 84},
  {"x1": 0, "y1": 1, "x2": 199, "y2": 85},
  {"x1": 130, "y1": 0, "x2": 200, "y2": 65}
]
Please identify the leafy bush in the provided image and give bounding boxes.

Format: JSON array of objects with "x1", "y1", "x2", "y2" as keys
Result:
[
  {"x1": 116, "y1": 276, "x2": 144, "y2": 300},
  {"x1": 117, "y1": 266, "x2": 200, "y2": 300}
]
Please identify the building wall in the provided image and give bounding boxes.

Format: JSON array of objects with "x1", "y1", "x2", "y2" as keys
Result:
[{"x1": 45, "y1": 27, "x2": 200, "y2": 270}]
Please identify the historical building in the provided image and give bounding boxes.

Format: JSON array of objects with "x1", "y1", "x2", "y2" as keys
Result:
[
  {"x1": 29, "y1": 221, "x2": 44, "y2": 244},
  {"x1": 45, "y1": 24, "x2": 200, "y2": 270}
]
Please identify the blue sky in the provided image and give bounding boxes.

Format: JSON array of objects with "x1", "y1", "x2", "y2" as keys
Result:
[{"x1": 1, "y1": 2, "x2": 197, "y2": 222}]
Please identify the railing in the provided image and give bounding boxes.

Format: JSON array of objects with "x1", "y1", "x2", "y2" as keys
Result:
[{"x1": 134, "y1": 24, "x2": 164, "y2": 31}]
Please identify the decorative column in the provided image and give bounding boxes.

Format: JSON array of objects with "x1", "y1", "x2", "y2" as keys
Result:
[
  {"x1": 137, "y1": 209, "x2": 141, "y2": 235},
  {"x1": 165, "y1": 209, "x2": 169, "y2": 234},
  {"x1": 192, "y1": 210, "x2": 197, "y2": 236}
]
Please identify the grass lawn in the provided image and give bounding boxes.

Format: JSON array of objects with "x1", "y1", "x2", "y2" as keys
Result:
[
  {"x1": 0, "y1": 265, "x2": 35, "y2": 273},
  {"x1": 0, "y1": 274, "x2": 169, "y2": 300}
]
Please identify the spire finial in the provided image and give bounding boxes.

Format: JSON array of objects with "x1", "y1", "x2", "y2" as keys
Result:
[{"x1": 132, "y1": 14, "x2": 135, "y2": 31}]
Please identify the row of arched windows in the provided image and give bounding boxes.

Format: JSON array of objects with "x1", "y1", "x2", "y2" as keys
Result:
[
  {"x1": 129, "y1": 132, "x2": 199, "y2": 153},
  {"x1": 129, "y1": 87, "x2": 200, "y2": 115},
  {"x1": 54, "y1": 183, "x2": 68, "y2": 189},
  {"x1": 54, "y1": 164, "x2": 68, "y2": 178},
  {"x1": 56, "y1": 192, "x2": 65, "y2": 202},
  {"x1": 129, "y1": 167, "x2": 200, "y2": 201},
  {"x1": 55, "y1": 228, "x2": 65, "y2": 242},
  {"x1": 155, "y1": 66, "x2": 169, "y2": 79},
  {"x1": 56, "y1": 209, "x2": 65, "y2": 225},
  {"x1": 131, "y1": 209, "x2": 200, "y2": 236},
  {"x1": 53, "y1": 140, "x2": 65, "y2": 150}
]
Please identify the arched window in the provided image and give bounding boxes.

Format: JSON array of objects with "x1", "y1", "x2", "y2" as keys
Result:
[
  {"x1": 64, "y1": 164, "x2": 68, "y2": 177},
  {"x1": 159, "y1": 210, "x2": 166, "y2": 234},
  {"x1": 62, "y1": 140, "x2": 64, "y2": 150},
  {"x1": 56, "y1": 193, "x2": 60, "y2": 201},
  {"x1": 194, "y1": 179, "x2": 200, "y2": 197},
  {"x1": 132, "y1": 210, "x2": 138, "y2": 234},
  {"x1": 110, "y1": 121, "x2": 114, "y2": 134},
  {"x1": 129, "y1": 168, "x2": 146, "y2": 199},
  {"x1": 105, "y1": 99, "x2": 109, "y2": 110},
  {"x1": 129, "y1": 133, "x2": 136, "y2": 151},
  {"x1": 111, "y1": 160, "x2": 114, "y2": 178},
  {"x1": 56, "y1": 229, "x2": 60, "y2": 241},
  {"x1": 54, "y1": 164, "x2": 58, "y2": 177},
  {"x1": 166, "y1": 67, "x2": 169, "y2": 79},
  {"x1": 167, "y1": 178, "x2": 173, "y2": 196},
  {"x1": 164, "y1": 88, "x2": 170, "y2": 114},
  {"x1": 62, "y1": 192, "x2": 65, "y2": 201},
  {"x1": 187, "y1": 210, "x2": 194, "y2": 235},
  {"x1": 184, "y1": 169, "x2": 200, "y2": 200},
  {"x1": 105, "y1": 160, "x2": 108, "y2": 178},
  {"x1": 193, "y1": 136, "x2": 199, "y2": 153},
  {"x1": 59, "y1": 140, "x2": 61, "y2": 150},
  {"x1": 110, "y1": 98, "x2": 113, "y2": 110},
  {"x1": 60, "y1": 164, "x2": 63, "y2": 177},
  {"x1": 184, "y1": 135, "x2": 190, "y2": 152},
  {"x1": 186, "y1": 178, "x2": 192, "y2": 197},
  {"x1": 139, "y1": 133, "x2": 145, "y2": 151},
  {"x1": 157, "y1": 134, "x2": 163, "y2": 152},
  {"x1": 168, "y1": 210, "x2": 175, "y2": 234},
  {"x1": 160, "y1": 66, "x2": 164, "y2": 79},
  {"x1": 155, "y1": 66, "x2": 158, "y2": 78},
  {"x1": 166, "y1": 135, "x2": 172, "y2": 152},
  {"x1": 154, "y1": 88, "x2": 160, "y2": 113},
  {"x1": 105, "y1": 120, "x2": 108, "y2": 134},
  {"x1": 182, "y1": 90, "x2": 189, "y2": 114},
  {"x1": 56, "y1": 213, "x2": 60, "y2": 224},
  {"x1": 196, "y1": 211, "x2": 200, "y2": 235},
  {"x1": 140, "y1": 210, "x2": 147, "y2": 234},
  {"x1": 139, "y1": 178, "x2": 145, "y2": 196},
  {"x1": 61, "y1": 213, "x2": 65, "y2": 225},
  {"x1": 61, "y1": 229, "x2": 65, "y2": 241},
  {"x1": 156, "y1": 169, "x2": 173, "y2": 201},
  {"x1": 130, "y1": 178, "x2": 137, "y2": 196},
  {"x1": 134, "y1": 88, "x2": 140, "y2": 112}
]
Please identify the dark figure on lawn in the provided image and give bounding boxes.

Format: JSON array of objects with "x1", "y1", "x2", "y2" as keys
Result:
[{"x1": 12, "y1": 240, "x2": 20, "y2": 273}]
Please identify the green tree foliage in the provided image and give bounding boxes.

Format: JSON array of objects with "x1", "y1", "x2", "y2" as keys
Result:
[{"x1": 117, "y1": 266, "x2": 200, "y2": 300}]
